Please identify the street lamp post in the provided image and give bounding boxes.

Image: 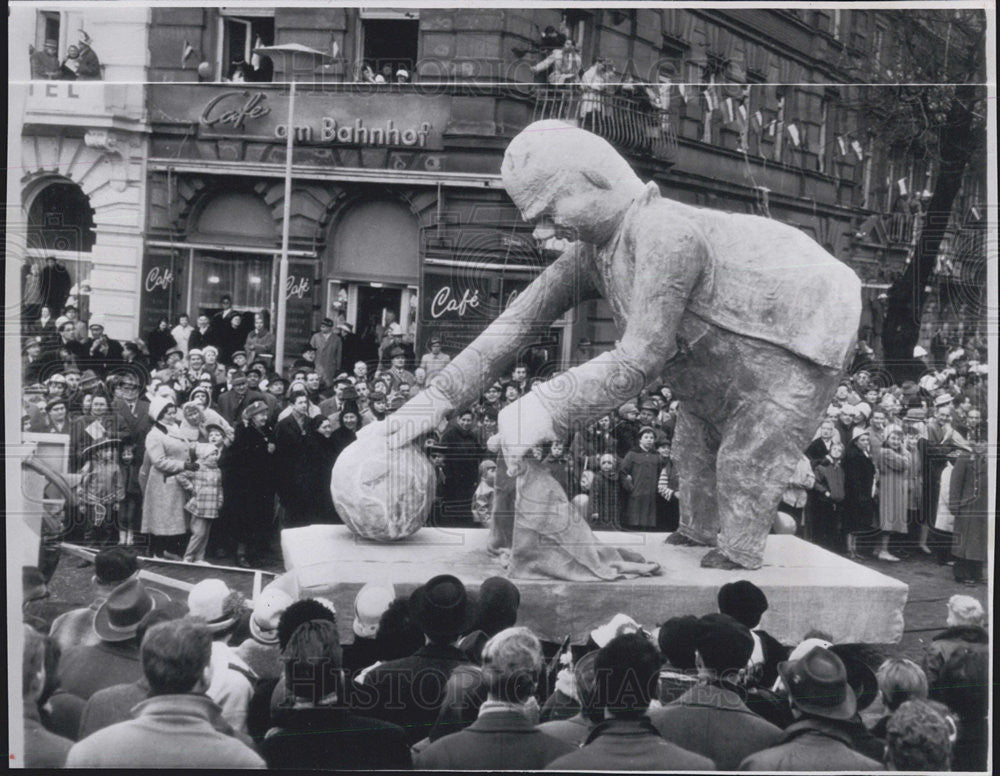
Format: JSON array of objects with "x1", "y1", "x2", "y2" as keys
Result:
[{"x1": 253, "y1": 43, "x2": 332, "y2": 372}]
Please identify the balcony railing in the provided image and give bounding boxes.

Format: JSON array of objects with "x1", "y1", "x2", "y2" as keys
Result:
[
  {"x1": 532, "y1": 84, "x2": 677, "y2": 164},
  {"x1": 885, "y1": 212, "x2": 918, "y2": 245}
]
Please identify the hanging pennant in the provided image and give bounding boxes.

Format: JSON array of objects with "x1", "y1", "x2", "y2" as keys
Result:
[
  {"x1": 897, "y1": 178, "x2": 908, "y2": 196},
  {"x1": 676, "y1": 82, "x2": 687, "y2": 103},
  {"x1": 753, "y1": 110, "x2": 764, "y2": 130},
  {"x1": 767, "y1": 119, "x2": 777, "y2": 137},
  {"x1": 738, "y1": 103, "x2": 748, "y2": 123},
  {"x1": 837, "y1": 136, "x2": 847, "y2": 156},
  {"x1": 787, "y1": 123, "x2": 800, "y2": 147},
  {"x1": 851, "y1": 139, "x2": 864, "y2": 161},
  {"x1": 704, "y1": 88, "x2": 717, "y2": 112},
  {"x1": 724, "y1": 97, "x2": 735, "y2": 123}
]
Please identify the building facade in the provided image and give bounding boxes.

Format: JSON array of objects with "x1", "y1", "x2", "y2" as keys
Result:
[{"x1": 18, "y1": 6, "x2": 987, "y2": 371}]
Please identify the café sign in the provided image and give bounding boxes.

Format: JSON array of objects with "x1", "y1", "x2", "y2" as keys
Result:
[{"x1": 196, "y1": 89, "x2": 439, "y2": 149}]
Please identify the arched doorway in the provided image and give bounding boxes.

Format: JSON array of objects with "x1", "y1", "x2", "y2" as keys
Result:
[{"x1": 27, "y1": 180, "x2": 97, "y2": 253}]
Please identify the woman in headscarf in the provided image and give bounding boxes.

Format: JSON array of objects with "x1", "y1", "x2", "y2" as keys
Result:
[
  {"x1": 69, "y1": 390, "x2": 122, "y2": 472},
  {"x1": 187, "y1": 387, "x2": 234, "y2": 442},
  {"x1": 140, "y1": 396, "x2": 194, "y2": 559},
  {"x1": 146, "y1": 317, "x2": 177, "y2": 367},
  {"x1": 330, "y1": 404, "x2": 360, "y2": 463}
]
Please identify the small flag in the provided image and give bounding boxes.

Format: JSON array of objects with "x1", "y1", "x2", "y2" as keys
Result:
[
  {"x1": 837, "y1": 136, "x2": 847, "y2": 156},
  {"x1": 970, "y1": 205, "x2": 981, "y2": 220},
  {"x1": 251, "y1": 35, "x2": 262, "y2": 69},
  {"x1": 753, "y1": 110, "x2": 764, "y2": 130},
  {"x1": 676, "y1": 82, "x2": 687, "y2": 103},
  {"x1": 724, "y1": 97, "x2": 735, "y2": 123},
  {"x1": 704, "y1": 88, "x2": 717, "y2": 112},
  {"x1": 787, "y1": 123, "x2": 800, "y2": 147},
  {"x1": 851, "y1": 139, "x2": 864, "y2": 160},
  {"x1": 738, "y1": 103, "x2": 748, "y2": 123},
  {"x1": 767, "y1": 120, "x2": 777, "y2": 137},
  {"x1": 897, "y1": 178, "x2": 908, "y2": 196},
  {"x1": 181, "y1": 40, "x2": 195, "y2": 67}
]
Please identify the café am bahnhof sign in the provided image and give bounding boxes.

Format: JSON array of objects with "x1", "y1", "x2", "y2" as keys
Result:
[{"x1": 149, "y1": 84, "x2": 448, "y2": 150}]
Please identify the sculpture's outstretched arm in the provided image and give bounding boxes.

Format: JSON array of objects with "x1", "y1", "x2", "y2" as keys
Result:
[
  {"x1": 378, "y1": 244, "x2": 597, "y2": 448},
  {"x1": 497, "y1": 220, "x2": 706, "y2": 466}
]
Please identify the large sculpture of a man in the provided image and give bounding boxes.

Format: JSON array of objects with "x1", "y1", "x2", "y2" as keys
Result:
[{"x1": 371, "y1": 120, "x2": 861, "y2": 570}]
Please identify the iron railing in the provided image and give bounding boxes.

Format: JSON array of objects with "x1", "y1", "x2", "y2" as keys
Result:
[{"x1": 532, "y1": 84, "x2": 677, "y2": 163}]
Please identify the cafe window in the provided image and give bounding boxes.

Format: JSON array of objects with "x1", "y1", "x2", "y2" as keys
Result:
[
  {"x1": 190, "y1": 253, "x2": 273, "y2": 317},
  {"x1": 357, "y1": 8, "x2": 419, "y2": 80},
  {"x1": 217, "y1": 9, "x2": 275, "y2": 82}
]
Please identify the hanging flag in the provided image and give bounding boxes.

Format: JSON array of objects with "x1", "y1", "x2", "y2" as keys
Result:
[
  {"x1": 738, "y1": 103, "x2": 748, "y2": 123},
  {"x1": 724, "y1": 97, "x2": 735, "y2": 123},
  {"x1": 753, "y1": 110, "x2": 764, "y2": 130},
  {"x1": 787, "y1": 123, "x2": 800, "y2": 147},
  {"x1": 767, "y1": 119, "x2": 777, "y2": 137},
  {"x1": 676, "y1": 82, "x2": 687, "y2": 103},
  {"x1": 970, "y1": 205, "x2": 981, "y2": 220},
  {"x1": 897, "y1": 178, "x2": 908, "y2": 196},
  {"x1": 837, "y1": 136, "x2": 847, "y2": 156},
  {"x1": 704, "y1": 88, "x2": 717, "y2": 112},
  {"x1": 181, "y1": 40, "x2": 195, "y2": 67},
  {"x1": 851, "y1": 139, "x2": 864, "y2": 160}
]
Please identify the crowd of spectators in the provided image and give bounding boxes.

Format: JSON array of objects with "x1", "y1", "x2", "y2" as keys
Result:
[
  {"x1": 20, "y1": 279, "x2": 990, "y2": 582},
  {"x1": 21, "y1": 557, "x2": 989, "y2": 770}
]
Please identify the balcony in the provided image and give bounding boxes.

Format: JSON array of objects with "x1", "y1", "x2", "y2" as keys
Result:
[
  {"x1": 885, "y1": 212, "x2": 918, "y2": 245},
  {"x1": 22, "y1": 80, "x2": 145, "y2": 131},
  {"x1": 532, "y1": 84, "x2": 678, "y2": 165}
]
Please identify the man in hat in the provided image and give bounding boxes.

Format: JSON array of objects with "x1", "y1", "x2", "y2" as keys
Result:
[
  {"x1": 739, "y1": 646, "x2": 884, "y2": 771},
  {"x1": 55, "y1": 578, "x2": 172, "y2": 701},
  {"x1": 236, "y1": 587, "x2": 294, "y2": 682},
  {"x1": 188, "y1": 314, "x2": 214, "y2": 352},
  {"x1": 74, "y1": 31, "x2": 102, "y2": 80},
  {"x1": 650, "y1": 614, "x2": 783, "y2": 769},
  {"x1": 30, "y1": 38, "x2": 61, "y2": 79},
  {"x1": 363, "y1": 574, "x2": 477, "y2": 744},
  {"x1": 716, "y1": 580, "x2": 787, "y2": 687},
  {"x1": 420, "y1": 336, "x2": 451, "y2": 382},
  {"x1": 30, "y1": 395, "x2": 71, "y2": 433},
  {"x1": 217, "y1": 372, "x2": 267, "y2": 426},
  {"x1": 23, "y1": 337, "x2": 46, "y2": 384},
  {"x1": 379, "y1": 345, "x2": 416, "y2": 395},
  {"x1": 310, "y1": 317, "x2": 343, "y2": 388},
  {"x1": 110, "y1": 373, "x2": 151, "y2": 446},
  {"x1": 67, "y1": 618, "x2": 265, "y2": 768},
  {"x1": 84, "y1": 318, "x2": 124, "y2": 376},
  {"x1": 49, "y1": 547, "x2": 139, "y2": 652}
]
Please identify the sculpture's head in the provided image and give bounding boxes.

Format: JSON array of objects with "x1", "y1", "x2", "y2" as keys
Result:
[{"x1": 502, "y1": 120, "x2": 646, "y2": 245}]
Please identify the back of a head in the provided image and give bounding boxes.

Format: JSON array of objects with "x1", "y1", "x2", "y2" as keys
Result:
[
  {"x1": 375, "y1": 597, "x2": 424, "y2": 661},
  {"x1": 932, "y1": 644, "x2": 988, "y2": 719},
  {"x1": 717, "y1": 580, "x2": 769, "y2": 629},
  {"x1": 946, "y1": 594, "x2": 985, "y2": 628},
  {"x1": 695, "y1": 613, "x2": 754, "y2": 675},
  {"x1": 574, "y1": 650, "x2": 603, "y2": 724},
  {"x1": 876, "y1": 658, "x2": 928, "y2": 712},
  {"x1": 500, "y1": 120, "x2": 644, "y2": 221},
  {"x1": 474, "y1": 577, "x2": 521, "y2": 637},
  {"x1": 657, "y1": 615, "x2": 698, "y2": 670},
  {"x1": 278, "y1": 598, "x2": 337, "y2": 652},
  {"x1": 885, "y1": 699, "x2": 953, "y2": 771},
  {"x1": 595, "y1": 632, "x2": 662, "y2": 720},
  {"x1": 141, "y1": 618, "x2": 212, "y2": 696},
  {"x1": 284, "y1": 619, "x2": 343, "y2": 703},
  {"x1": 481, "y1": 626, "x2": 542, "y2": 703}
]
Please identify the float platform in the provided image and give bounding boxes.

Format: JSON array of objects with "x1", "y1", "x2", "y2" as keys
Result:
[{"x1": 278, "y1": 526, "x2": 908, "y2": 645}]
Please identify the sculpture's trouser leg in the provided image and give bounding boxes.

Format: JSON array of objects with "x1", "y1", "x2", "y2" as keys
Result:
[
  {"x1": 673, "y1": 406, "x2": 721, "y2": 546},
  {"x1": 713, "y1": 357, "x2": 841, "y2": 569}
]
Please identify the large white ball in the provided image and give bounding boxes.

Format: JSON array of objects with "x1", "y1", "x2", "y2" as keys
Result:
[{"x1": 331, "y1": 432, "x2": 435, "y2": 541}]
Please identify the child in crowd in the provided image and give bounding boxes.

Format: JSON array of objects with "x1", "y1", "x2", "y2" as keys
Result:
[
  {"x1": 621, "y1": 427, "x2": 660, "y2": 529},
  {"x1": 584, "y1": 453, "x2": 630, "y2": 529},
  {"x1": 178, "y1": 442, "x2": 223, "y2": 564},
  {"x1": 118, "y1": 442, "x2": 143, "y2": 546},
  {"x1": 656, "y1": 441, "x2": 680, "y2": 532},
  {"x1": 78, "y1": 439, "x2": 125, "y2": 547},
  {"x1": 472, "y1": 459, "x2": 497, "y2": 525},
  {"x1": 543, "y1": 440, "x2": 572, "y2": 497}
]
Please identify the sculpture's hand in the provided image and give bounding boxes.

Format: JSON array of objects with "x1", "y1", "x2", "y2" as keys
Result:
[
  {"x1": 497, "y1": 392, "x2": 558, "y2": 476},
  {"x1": 359, "y1": 385, "x2": 453, "y2": 449}
]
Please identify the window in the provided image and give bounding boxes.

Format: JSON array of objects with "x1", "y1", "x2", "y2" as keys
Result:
[
  {"x1": 357, "y1": 9, "x2": 419, "y2": 81},
  {"x1": 218, "y1": 9, "x2": 275, "y2": 82},
  {"x1": 36, "y1": 10, "x2": 60, "y2": 50}
]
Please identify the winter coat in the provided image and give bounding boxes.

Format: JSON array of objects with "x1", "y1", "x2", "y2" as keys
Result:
[
  {"x1": 877, "y1": 445, "x2": 910, "y2": 534},
  {"x1": 220, "y1": 422, "x2": 274, "y2": 539},
  {"x1": 841, "y1": 441, "x2": 877, "y2": 534},
  {"x1": 140, "y1": 423, "x2": 191, "y2": 535},
  {"x1": 621, "y1": 448, "x2": 660, "y2": 528},
  {"x1": 588, "y1": 469, "x2": 628, "y2": 528},
  {"x1": 949, "y1": 447, "x2": 988, "y2": 562}
]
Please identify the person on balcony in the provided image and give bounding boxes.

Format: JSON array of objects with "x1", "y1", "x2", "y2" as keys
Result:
[
  {"x1": 30, "y1": 39, "x2": 61, "y2": 80},
  {"x1": 532, "y1": 38, "x2": 581, "y2": 85},
  {"x1": 580, "y1": 59, "x2": 612, "y2": 133},
  {"x1": 75, "y1": 32, "x2": 102, "y2": 80}
]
